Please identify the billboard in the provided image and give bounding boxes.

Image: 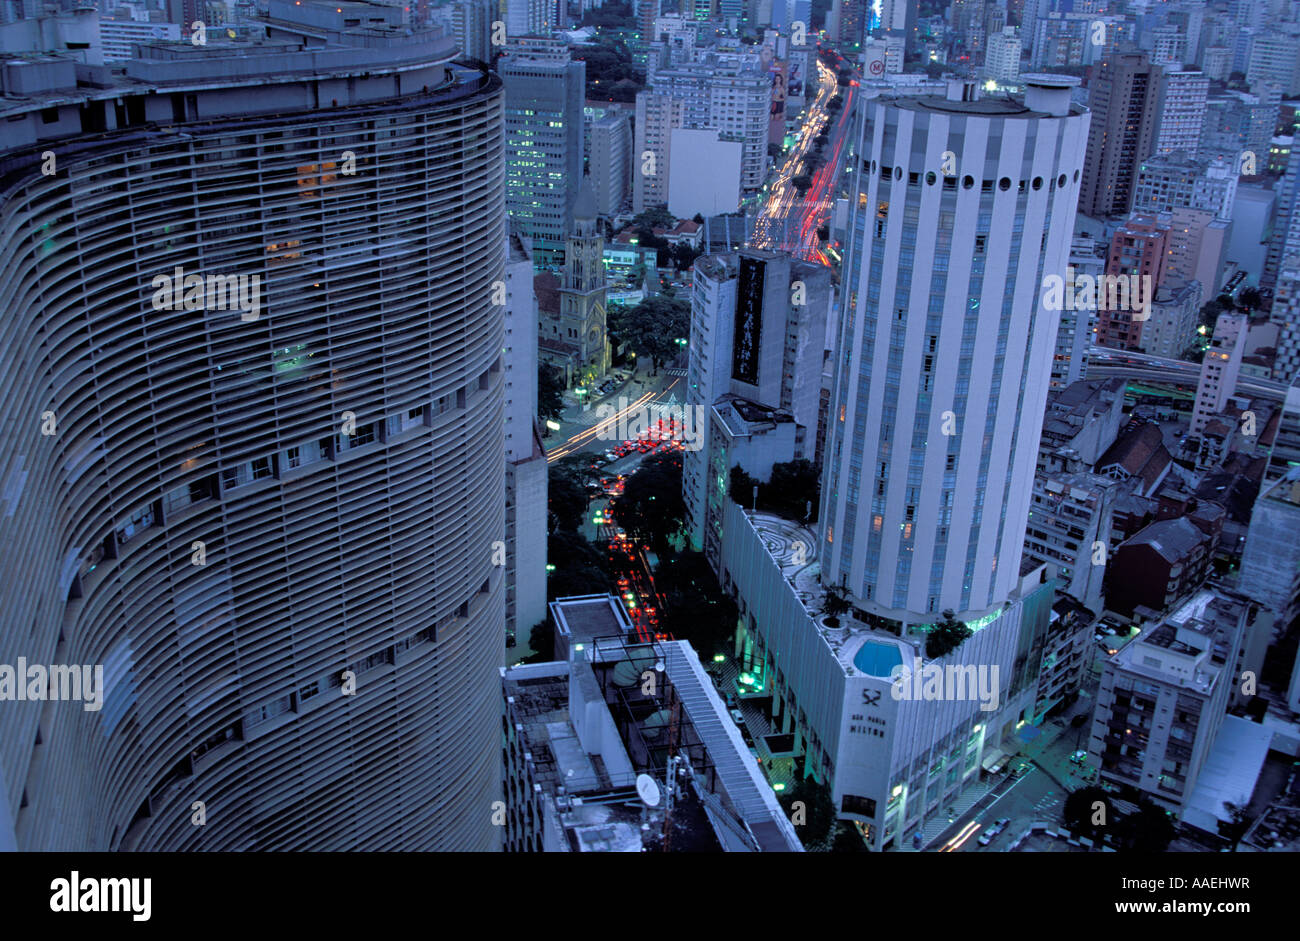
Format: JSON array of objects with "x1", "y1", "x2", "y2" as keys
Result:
[
  {"x1": 768, "y1": 60, "x2": 788, "y2": 146},
  {"x1": 733, "y1": 256, "x2": 765, "y2": 385}
]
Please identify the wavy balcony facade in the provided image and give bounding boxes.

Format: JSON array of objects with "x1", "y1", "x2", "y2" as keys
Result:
[{"x1": 0, "y1": 34, "x2": 507, "y2": 850}]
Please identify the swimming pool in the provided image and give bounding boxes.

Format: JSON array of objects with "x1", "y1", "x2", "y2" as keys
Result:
[{"x1": 852, "y1": 639, "x2": 903, "y2": 678}]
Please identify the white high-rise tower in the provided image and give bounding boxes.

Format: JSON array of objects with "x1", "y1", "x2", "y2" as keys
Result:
[{"x1": 821, "y1": 76, "x2": 1090, "y2": 626}]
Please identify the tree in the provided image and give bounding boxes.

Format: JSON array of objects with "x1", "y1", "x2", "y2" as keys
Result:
[
  {"x1": 1221, "y1": 799, "x2": 1252, "y2": 850},
  {"x1": 1237, "y1": 287, "x2": 1263, "y2": 312},
  {"x1": 727, "y1": 460, "x2": 819, "y2": 523},
  {"x1": 792, "y1": 173, "x2": 813, "y2": 194},
  {"x1": 538, "y1": 362, "x2": 565, "y2": 422},
  {"x1": 1118, "y1": 800, "x2": 1176, "y2": 852},
  {"x1": 668, "y1": 241, "x2": 702, "y2": 272},
  {"x1": 778, "y1": 774, "x2": 838, "y2": 850},
  {"x1": 1064, "y1": 785, "x2": 1111, "y2": 839},
  {"x1": 830, "y1": 823, "x2": 868, "y2": 852},
  {"x1": 633, "y1": 227, "x2": 671, "y2": 267},
  {"x1": 604, "y1": 78, "x2": 642, "y2": 103},
  {"x1": 655, "y1": 548, "x2": 737, "y2": 658},
  {"x1": 766, "y1": 459, "x2": 819, "y2": 522},
  {"x1": 631, "y1": 206, "x2": 675, "y2": 230},
  {"x1": 692, "y1": 212, "x2": 705, "y2": 225},
  {"x1": 729, "y1": 464, "x2": 760, "y2": 510},
  {"x1": 1199, "y1": 297, "x2": 1231, "y2": 331},
  {"x1": 519, "y1": 617, "x2": 554, "y2": 664},
  {"x1": 545, "y1": 528, "x2": 616, "y2": 601},
  {"x1": 822, "y1": 582, "x2": 851, "y2": 626},
  {"x1": 611, "y1": 294, "x2": 689, "y2": 374},
  {"x1": 548, "y1": 454, "x2": 594, "y2": 533},
  {"x1": 925, "y1": 609, "x2": 973, "y2": 659},
  {"x1": 612, "y1": 451, "x2": 685, "y2": 553}
]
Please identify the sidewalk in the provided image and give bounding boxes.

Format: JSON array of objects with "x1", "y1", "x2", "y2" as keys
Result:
[{"x1": 898, "y1": 777, "x2": 1001, "y2": 851}]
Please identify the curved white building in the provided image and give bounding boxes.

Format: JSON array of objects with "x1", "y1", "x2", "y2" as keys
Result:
[
  {"x1": 821, "y1": 76, "x2": 1090, "y2": 626},
  {"x1": 0, "y1": 2, "x2": 506, "y2": 851}
]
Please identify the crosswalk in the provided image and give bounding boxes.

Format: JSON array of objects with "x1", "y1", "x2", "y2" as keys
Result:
[
  {"x1": 1033, "y1": 792, "x2": 1062, "y2": 816},
  {"x1": 663, "y1": 367, "x2": 687, "y2": 376}
]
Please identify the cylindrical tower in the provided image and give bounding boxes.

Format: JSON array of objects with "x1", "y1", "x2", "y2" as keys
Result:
[
  {"x1": 820, "y1": 77, "x2": 1089, "y2": 626},
  {"x1": 0, "y1": 46, "x2": 506, "y2": 849}
]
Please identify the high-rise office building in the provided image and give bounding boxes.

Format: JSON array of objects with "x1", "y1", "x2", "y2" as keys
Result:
[
  {"x1": 439, "y1": 0, "x2": 496, "y2": 61},
  {"x1": 1130, "y1": 152, "x2": 1236, "y2": 220},
  {"x1": 648, "y1": 57, "x2": 771, "y2": 194},
  {"x1": 1201, "y1": 84, "x2": 1283, "y2": 166},
  {"x1": 1153, "y1": 67, "x2": 1209, "y2": 160},
  {"x1": 1246, "y1": 32, "x2": 1300, "y2": 97},
  {"x1": 823, "y1": 75, "x2": 1089, "y2": 619},
  {"x1": 500, "y1": 40, "x2": 585, "y2": 263},
  {"x1": 1080, "y1": 54, "x2": 1161, "y2": 219},
  {"x1": 1191, "y1": 312, "x2": 1249, "y2": 434},
  {"x1": 1274, "y1": 260, "x2": 1300, "y2": 383},
  {"x1": 633, "y1": 90, "x2": 683, "y2": 212},
  {"x1": 504, "y1": 0, "x2": 555, "y2": 37},
  {"x1": 684, "y1": 251, "x2": 830, "y2": 562},
  {"x1": 0, "y1": 0, "x2": 507, "y2": 851},
  {"x1": 1095, "y1": 213, "x2": 1169, "y2": 351},
  {"x1": 1239, "y1": 466, "x2": 1300, "y2": 641},
  {"x1": 1264, "y1": 148, "x2": 1300, "y2": 293},
  {"x1": 503, "y1": 230, "x2": 548, "y2": 651},
  {"x1": 1164, "y1": 206, "x2": 1229, "y2": 295},
  {"x1": 1089, "y1": 588, "x2": 1254, "y2": 817},
  {"x1": 1148, "y1": 24, "x2": 1186, "y2": 67},
  {"x1": 984, "y1": 26, "x2": 1021, "y2": 85},
  {"x1": 589, "y1": 112, "x2": 632, "y2": 217}
]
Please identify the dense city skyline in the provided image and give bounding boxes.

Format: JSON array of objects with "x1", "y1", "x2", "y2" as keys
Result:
[{"x1": 0, "y1": 0, "x2": 1298, "y2": 883}]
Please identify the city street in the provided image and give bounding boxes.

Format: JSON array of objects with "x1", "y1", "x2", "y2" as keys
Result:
[
  {"x1": 545, "y1": 357, "x2": 686, "y2": 464},
  {"x1": 749, "y1": 57, "x2": 856, "y2": 264},
  {"x1": 922, "y1": 663, "x2": 1106, "y2": 852}
]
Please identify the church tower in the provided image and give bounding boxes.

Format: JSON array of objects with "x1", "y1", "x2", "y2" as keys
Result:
[{"x1": 558, "y1": 177, "x2": 609, "y2": 383}]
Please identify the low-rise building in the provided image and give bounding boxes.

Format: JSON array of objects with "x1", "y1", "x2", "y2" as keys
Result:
[
  {"x1": 1024, "y1": 471, "x2": 1118, "y2": 612},
  {"x1": 1089, "y1": 588, "x2": 1259, "y2": 817},
  {"x1": 1104, "y1": 517, "x2": 1213, "y2": 618},
  {"x1": 502, "y1": 595, "x2": 804, "y2": 852}
]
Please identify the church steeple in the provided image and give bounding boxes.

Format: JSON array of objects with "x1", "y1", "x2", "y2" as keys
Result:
[
  {"x1": 564, "y1": 174, "x2": 604, "y2": 293},
  {"x1": 557, "y1": 173, "x2": 609, "y2": 382},
  {"x1": 570, "y1": 175, "x2": 599, "y2": 239}
]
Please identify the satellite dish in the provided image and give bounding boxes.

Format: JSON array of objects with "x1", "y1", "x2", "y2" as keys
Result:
[{"x1": 636, "y1": 773, "x2": 661, "y2": 808}]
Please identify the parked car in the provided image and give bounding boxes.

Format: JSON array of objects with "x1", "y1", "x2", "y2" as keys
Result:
[{"x1": 978, "y1": 817, "x2": 1011, "y2": 846}]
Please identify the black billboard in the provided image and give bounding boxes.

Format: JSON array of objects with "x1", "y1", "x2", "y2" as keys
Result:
[{"x1": 733, "y1": 256, "x2": 765, "y2": 385}]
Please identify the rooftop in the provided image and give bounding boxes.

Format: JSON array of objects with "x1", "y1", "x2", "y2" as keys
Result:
[{"x1": 1122, "y1": 516, "x2": 1208, "y2": 564}]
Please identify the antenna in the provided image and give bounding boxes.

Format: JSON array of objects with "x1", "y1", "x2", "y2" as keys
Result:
[{"x1": 636, "y1": 773, "x2": 661, "y2": 808}]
